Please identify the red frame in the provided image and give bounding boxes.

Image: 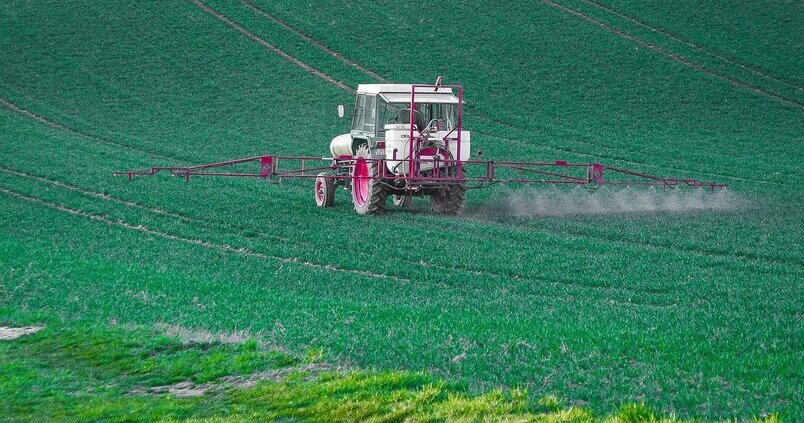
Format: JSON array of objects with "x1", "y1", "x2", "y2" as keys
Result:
[
  {"x1": 114, "y1": 154, "x2": 725, "y2": 191},
  {"x1": 407, "y1": 84, "x2": 464, "y2": 179}
]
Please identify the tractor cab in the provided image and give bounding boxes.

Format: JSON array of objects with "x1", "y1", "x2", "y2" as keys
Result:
[
  {"x1": 326, "y1": 81, "x2": 472, "y2": 215},
  {"x1": 330, "y1": 84, "x2": 469, "y2": 169}
]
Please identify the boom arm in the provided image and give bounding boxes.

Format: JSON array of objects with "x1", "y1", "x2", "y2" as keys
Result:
[{"x1": 114, "y1": 154, "x2": 725, "y2": 191}]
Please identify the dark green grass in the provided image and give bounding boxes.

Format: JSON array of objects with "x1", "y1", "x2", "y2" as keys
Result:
[
  {"x1": 593, "y1": 0, "x2": 804, "y2": 86},
  {"x1": 0, "y1": 0, "x2": 802, "y2": 420}
]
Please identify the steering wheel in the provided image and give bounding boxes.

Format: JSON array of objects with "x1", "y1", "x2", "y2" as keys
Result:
[{"x1": 421, "y1": 119, "x2": 446, "y2": 134}]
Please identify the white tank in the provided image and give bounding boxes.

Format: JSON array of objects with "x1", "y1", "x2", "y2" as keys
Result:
[
  {"x1": 384, "y1": 124, "x2": 471, "y2": 174},
  {"x1": 329, "y1": 133, "x2": 352, "y2": 157},
  {"x1": 439, "y1": 129, "x2": 471, "y2": 164}
]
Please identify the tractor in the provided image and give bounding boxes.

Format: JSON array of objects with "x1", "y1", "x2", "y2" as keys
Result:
[{"x1": 319, "y1": 81, "x2": 470, "y2": 215}]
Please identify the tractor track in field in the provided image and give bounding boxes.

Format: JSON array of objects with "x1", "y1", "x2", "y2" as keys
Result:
[
  {"x1": 240, "y1": 1, "x2": 389, "y2": 83},
  {"x1": 0, "y1": 166, "x2": 557, "y2": 289},
  {"x1": 2, "y1": 164, "x2": 795, "y2": 311},
  {"x1": 0, "y1": 166, "x2": 438, "y2": 282},
  {"x1": 188, "y1": 0, "x2": 354, "y2": 93},
  {"x1": 579, "y1": 0, "x2": 804, "y2": 91},
  {"x1": 224, "y1": 3, "x2": 790, "y2": 187},
  {"x1": 0, "y1": 98, "x2": 184, "y2": 163},
  {"x1": 542, "y1": 0, "x2": 804, "y2": 109},
  {"x1": 9, "y1": 144, "x2": 800, "y2": 271},
  {"x1": 0, "y1": 180, "x2": 691, "y2": 311},
  {"x1": 0, "y1": 166, "x2": 195, "y2": 223},
  {"x1": 0, "y1": 185, "x2": 411, "y2": 283},
  {"x1": 0, "y1": 173, "x2": 681, "y2": 308},
  {"x1": 0, "y1": 166, "x2": 677, "y2": 298},
  {"x1": 4, "y1": 161, "x2": 796, "y2": 287},
  {"x1": 0, "y1": 97, "x2": 195, "y2": 165},
  {"x1": 0, "y1": 165, "x2": 297, "y2": 246}
]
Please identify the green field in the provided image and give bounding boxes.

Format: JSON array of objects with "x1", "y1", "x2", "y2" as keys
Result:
[{"x1": 1, "y1": 0, "x2": 802, "y2": 421}]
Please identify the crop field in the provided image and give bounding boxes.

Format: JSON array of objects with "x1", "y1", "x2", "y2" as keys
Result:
[{"x1": 0, "y1": 0, "x2": 801, "y2": 421}]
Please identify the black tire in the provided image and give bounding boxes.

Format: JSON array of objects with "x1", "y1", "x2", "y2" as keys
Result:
[
  {"x1": 314, "y1": 173, "x2": 335, "y2": 207},
  {"x1": 392, "y1": 194, "x2": 412, "y2": 208},
  {"x1": 351, "y1": 146, "x2": 388, "y2": 215},
  {"x1": 430, "y1": 183, "x2": 466, "y2": 215}
]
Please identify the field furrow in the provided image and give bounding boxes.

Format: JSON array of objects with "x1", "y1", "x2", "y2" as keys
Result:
[
  {"x1": 542, "y1": 0, "x2": 803, "y2": 108},
  {"x1": 579, "y1": 0, "x2": 804, "y2": 91},
  {"x1": 0, "y1": 186, "x2": 412, "y2": 282}
]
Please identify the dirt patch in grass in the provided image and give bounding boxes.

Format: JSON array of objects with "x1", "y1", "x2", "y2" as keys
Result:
[
  {"x1": 0, "y1": 325, "x2": 44, "y2": 340},
  {"x1": 220, "y1": 363, "x2": 335, "y2": 388},
  {"x1": 156, "y1": 323, "x2": 253, "y2": 346},
  {"x1": 129, "y1": 381, "x2": 211, "y2": 398},
  {"x1": 128, "y1": 363, "x2": 335, "y2": 397}
]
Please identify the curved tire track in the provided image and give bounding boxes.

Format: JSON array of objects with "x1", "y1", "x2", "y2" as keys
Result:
[
  {"x1": 0, "y1": 173, "x2": 642, "y2": 304},
  {"x1": 580, "y1": 0, "x2": 804, "y2": 91},
  {"x1": 4, "y1": 163, "x2": 794, "y2": 275},
  {"x1": 0, "y1": 178, "x2": 690, "y2": 309},
  {"x1": 188, "y1": 0, "x2": 354, "y2": 93},
  {"x1": 0, "y1": 97, "x2": 183, "y2": 162},
  {"x1": 0, "y1": 185, "x2": 409, "y2": 282},
  {"x1": 0, "y1": 165, "x2": 297, "y2": 245},
  {"x1": 542, "y1": 0, "x2": 803, "y2": 109},
  {"x1": 240, "y1": 1, "x2": 389, "y2": 83},
  {"x1": 2, "y1": 165, "x2": 795, "y2": 313}
]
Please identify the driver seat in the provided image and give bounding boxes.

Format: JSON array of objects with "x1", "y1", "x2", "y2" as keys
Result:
[
  {"x1": 398, "y1": 109, "x2": 412, "y2": 124},
  {"x1": 398, "y1": 108, "x2": 425, "y2": 129}
]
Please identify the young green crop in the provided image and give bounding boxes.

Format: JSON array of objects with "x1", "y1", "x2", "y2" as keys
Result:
[{"x1": 0, "y1": 0, "x2": 801, "y2": 420}]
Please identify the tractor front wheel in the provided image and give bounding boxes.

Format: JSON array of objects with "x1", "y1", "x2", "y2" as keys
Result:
[
  {"x1": 392, "y1": 194, "x2": 412, "y2": 208},
  {"x1": 430, "y1": 183, "x2": 466, "y2": 215},
  {"x1": 351, "y1": 148, "x2": 387, "y2": 215},
  {"x1": 314, "y1": 173, "x2": 335, "y2": 207}
]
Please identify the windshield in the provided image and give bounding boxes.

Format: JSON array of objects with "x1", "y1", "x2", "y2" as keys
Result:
[{"x1": 378, "y1": 100, "x2": 458, "y2": 135}]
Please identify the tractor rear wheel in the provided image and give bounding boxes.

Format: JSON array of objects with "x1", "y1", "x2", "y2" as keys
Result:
[
  {"x1": 351, "y1": 147, "x2": 387, "y2": 215},
  {"x1": 314, "y1": 173, "x2": 335, "y2": 207},
  {"x1": 430, "y1": 183, "x2": 466, "y2": 215}
]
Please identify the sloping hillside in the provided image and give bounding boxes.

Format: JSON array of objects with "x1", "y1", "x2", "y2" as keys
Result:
[{"x1": 1, "y1": 0, "x2": 801, "y2": 419}]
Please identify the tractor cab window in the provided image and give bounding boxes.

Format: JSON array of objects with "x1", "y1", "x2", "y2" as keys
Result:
[
  {"x1": 363, "y1": 95, "x2": 376, "y2": 133},
  {"x1": 378, "y1": 99, "x2": 458, "y2": 134},
  {"x1": 352, "y1": 94, "x2": 366, "y2": 131},
  {"x1": 352, "y1": 94, "x2": 377, "y2": 133},
  {"x1": 378, "y1": 100, "x2": 405, "y2": 134},
  {"x1": 416, "y1": 103, "x2": 458, "y2": 132}
]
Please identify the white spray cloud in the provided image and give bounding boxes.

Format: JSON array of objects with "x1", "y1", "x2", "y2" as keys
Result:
[{"x1": 465, "y1": 186, "x2": 746, "y2": 218}]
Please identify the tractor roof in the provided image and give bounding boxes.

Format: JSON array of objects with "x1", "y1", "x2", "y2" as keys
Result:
[{"x1": 356, "y1": 84, "x2": 458, "y2": 104}]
